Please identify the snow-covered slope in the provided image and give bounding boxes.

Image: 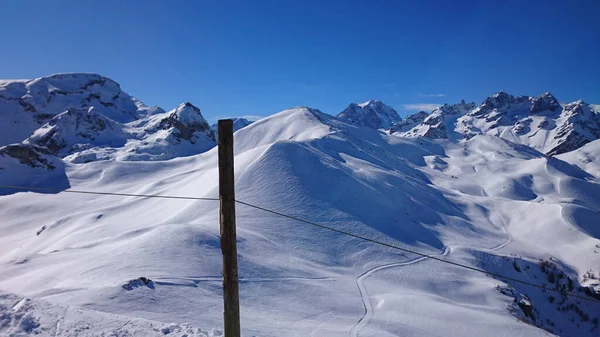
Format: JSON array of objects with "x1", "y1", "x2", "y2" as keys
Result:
[
  {"x1": 337, "y1": 100, "x2": 401, "y2": 129},
  {"x1": 1, "y1": 103, "x2": 599, "y2": 336},
  {"x1": 557, "y1": 139, "x2": 600, "y2": 179},
  {"x1": 0, "y1": 144, "x2": 69, "y2": 194},
  {"x1": 0, "y1": 291, "x2": 220, "y2": 336}
]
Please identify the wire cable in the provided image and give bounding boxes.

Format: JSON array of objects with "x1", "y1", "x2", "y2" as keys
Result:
[
  {"x1": 0, "y1": 184, "x2": 219, "y2": 201},
  {"x1": 235, "y1": 199, "x2": 600, "y2": 304}
]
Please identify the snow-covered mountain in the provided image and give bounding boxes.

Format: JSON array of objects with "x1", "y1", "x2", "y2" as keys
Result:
[
  {"x1": 457, "y1": 92, "x2": 600, "y2": 155},
  {"x1": 389, "y1": 110, "x2": 428, "y2": 134},
  {"x1": 55, "y1": 102, "x2": 217, "y2": 162},
  {"x1": 337, "y1": 99, "x2": 401, "y2": 129},
  {"x1": 25, "y1": 107, "x2": 128, "y2": 157},
  {"x1": 0, "y1": 73, "x2": 149, "y2": 146},
  {"x1": 0, "y1": 74, "x2": 218, "y2": 164},
  {"x1": 210, "y1": 117, "x2": 254, "y2": 138},
  {"x1": 401, "y1": 100, "x2": 477, "y2": 139},
  {"x1": 1, "y1": 74, "x2": 600, "y2": 337},
  {"x1": 120, "y1": 102, "x2": 216, "y2": 161},
  {"x1": 397, "y1": 91, "x2": 600, "y2": 155}
]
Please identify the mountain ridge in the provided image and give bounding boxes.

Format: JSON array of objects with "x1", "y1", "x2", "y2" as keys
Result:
[
  {"x1": 337, "y1": 99, "x2": 401, "y2": 129},
  {"x1": 2, "y1": 74, "x2": 599, "y2": 165}
]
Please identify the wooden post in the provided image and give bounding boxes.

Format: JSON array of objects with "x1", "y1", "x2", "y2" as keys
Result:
[{"x1": 218, "y1": 119, "x2": 241, "y2": 337}]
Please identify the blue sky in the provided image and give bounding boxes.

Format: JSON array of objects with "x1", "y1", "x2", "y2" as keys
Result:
[{"x1": 1, "y1": 0, "x2": 598, "y2": 122}]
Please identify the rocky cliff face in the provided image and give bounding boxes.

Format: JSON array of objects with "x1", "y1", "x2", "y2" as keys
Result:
[
  {"x1": 546, "y1": 101, "x2": 600, "y2": 155},
  {"x1": 337, "y1": 100, "x2": 401, "y2": 129},
  {"x1": 389, "y1": 111, "x2": 428, "y2": 134}
]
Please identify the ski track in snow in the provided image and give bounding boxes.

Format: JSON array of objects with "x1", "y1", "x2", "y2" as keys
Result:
[
  {"x1": 349, "y1": 254, "x2": 441, "y2": 337},
  {"x1": 350, "y1": 208, "x2": 512, "y2": 337}
]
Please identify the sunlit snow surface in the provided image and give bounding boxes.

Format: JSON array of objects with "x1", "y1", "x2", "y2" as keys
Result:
[{"x1": 1, "y1": 107, "x2": 599, "y2": 336}]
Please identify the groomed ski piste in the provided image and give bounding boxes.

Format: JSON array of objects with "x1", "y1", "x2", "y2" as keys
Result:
[{"x1": 1, "y1": 74, "x2": 599, "y2": 336}]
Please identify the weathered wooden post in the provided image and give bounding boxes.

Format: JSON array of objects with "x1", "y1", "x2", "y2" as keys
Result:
[{"x1": 218, "y1": 119, "x2": 241, "y2": 337}]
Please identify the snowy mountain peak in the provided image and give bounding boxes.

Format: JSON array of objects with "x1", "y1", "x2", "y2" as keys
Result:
[
  {"x1": 0, "y1": 73, "x2": 146, "y2": 146},
  {"x1": 40, "y1": 72, "x2": 122, "y2": 89},
  {"x1": 171, "y1": 102, "x2": 207, "y2": 125},
  {"x1": 438, "y1": 100, "x2": 477, "y2": 115},
  {"x1": 178, "y1": 101, "x2": 200, "y2": 110},
  {"x1": 530, "y1": 92, "x2": 561, "y2": 113},
  {"x1": 400, "y1": 101, "x2": 476, "y2": 139},
  {"x1": 0, "y1": 72, "x2": 227, "y2": 163},
  {"x1": 357, "y1": 99, "x2": 381, "y2": 108},
  {"x1": 389, "y1": 111, "x2": 429, "y2": 134},
  {"x1": 231, "y1": 117, "x2": 253, "y2": 129},
  {"x1": 388, "y1": 90, "x2": 600, "y2": 156},
  {"x1": 471, "y1": 91, "x2": 517, "y2": 116},
  {"x1": 25, "y1": 107, "x2": 126, "y2": 157},
  {"x1": 211, "y1": 117, "x2": 254, "y2": 138},
  {"x1": 231, "y1": 106, "x2": 334, "y2": 154},
  {"x1": 544, "y1": 100, "x2": 600, "y2": 155},
  {"x1": 337, "y1": 99, "x2": 401, "y2": 129},
  {"x1": 407, "y1": 110, "x2": 430, "y2": 121},
  {"x1": 146, "y1": 102, "x2": 212, "y2": 142},
  {"x1": 563, "y1": 100, "x2": 587, "y2": 112}
]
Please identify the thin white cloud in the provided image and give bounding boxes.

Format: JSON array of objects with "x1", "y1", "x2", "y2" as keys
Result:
[
  {"x1": 402, "y1": 103, "x2": 441, "y2": 112},
  {"x1": 418, "y1": 93, "x2": 445, "y2": 97}
]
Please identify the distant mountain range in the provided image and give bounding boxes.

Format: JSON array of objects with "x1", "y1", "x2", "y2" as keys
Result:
[
  {"x1": 337, "y1": 93, "x2": 600, "y2": 156},
  {"x1": 1, "y1": 73, "x2": 598, "y2": 168}
]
